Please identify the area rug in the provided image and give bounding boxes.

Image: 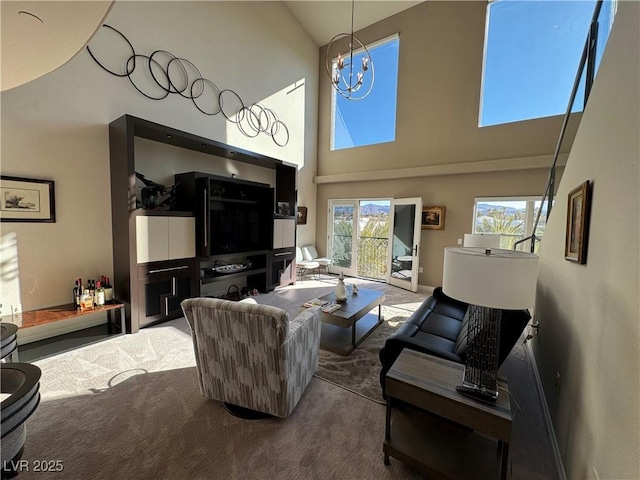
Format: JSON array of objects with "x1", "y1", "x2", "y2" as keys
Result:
[{"x1": 314, "y1": 314, "x2": 409, "y2": 404}]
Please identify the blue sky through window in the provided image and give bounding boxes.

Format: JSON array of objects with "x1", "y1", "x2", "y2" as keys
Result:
[
  {"x1": 481, "y1": 0, "x2": 602, "y2": 127},
  {"x1": 332, "y1": 36, "x2": 399, "y2": 150}
]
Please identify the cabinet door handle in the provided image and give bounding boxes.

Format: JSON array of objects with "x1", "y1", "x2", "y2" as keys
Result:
[
  {"x1": 274, "y1": 251, "x2": 293, "y2": 256},
  {"x1": 148, "y1": 265, "x2": 189, "y2": 274},
  {"x1": 203, "y1": 189, "x2": 208, "y2": 248},
  {"x1": 165, "y1": 296, "x2": 170, "y2": 316},
  {"x1": 171, "y1": 276, "x2": 177, "y2": 295}
]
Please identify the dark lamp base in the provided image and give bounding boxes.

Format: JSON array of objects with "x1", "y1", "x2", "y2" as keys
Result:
[{"x1": 456, "y1": 382, "x2": 499, "y2": 403}]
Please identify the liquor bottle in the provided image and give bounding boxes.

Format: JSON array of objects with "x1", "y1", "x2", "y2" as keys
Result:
[
  {"x1": 104, "y1": 277, "x2": 114, "y2": 304},
  {"x1": 73, "y1": 280, "x2": 79, "y2": 308},
  {"x1": 87, "y1": 280, "x2": 94, "y2": 307},
  {"x1": 95, "y1": 281, "x2": 105, "y2": 307},
  {"x1": 76, "y1": 278, "x2": 83, "y2": 308},
  {"x1": 81, "y1": 285, "x2": 93, "y2": 310}
]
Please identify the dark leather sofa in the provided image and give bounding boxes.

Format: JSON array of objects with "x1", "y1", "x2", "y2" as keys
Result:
[{"x1": 379, "y1": 287, "x2": 531, "y2": 392}]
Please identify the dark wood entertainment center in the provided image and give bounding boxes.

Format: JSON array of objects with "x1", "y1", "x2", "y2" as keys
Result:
[{"x1": 109, "y1": 115, "x2": 297, "y2": 333}]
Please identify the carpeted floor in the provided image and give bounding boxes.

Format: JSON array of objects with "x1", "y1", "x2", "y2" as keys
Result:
[
  {"x1": 315, "y1": 316, "x2": 409, "y2": 404},
  {"x1": 18, "y1": 276, "x2": 559, "y2": 480}
]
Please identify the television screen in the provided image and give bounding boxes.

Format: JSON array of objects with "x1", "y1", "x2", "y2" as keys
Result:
[{"x1": 209, "y1": 205, "x2": 269, "y2": 254}]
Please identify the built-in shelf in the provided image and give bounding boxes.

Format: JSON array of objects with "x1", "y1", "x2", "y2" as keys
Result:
[
  {"x1": 109, "y1": 114, "x2": 297, "y2": 332},
  {"x1": 201, "y1": 268, "x2": 268, "y2": 284},
  {"x1": 133, "y1": 210, "x2": 194, "y2": 217}
]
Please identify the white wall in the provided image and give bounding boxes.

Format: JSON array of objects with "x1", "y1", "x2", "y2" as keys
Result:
[
  {"x1": 0, "y1": 1, "x2": 318, "y2": 312},
  {"x1": 532, "y1": 2, "x2": 639, "y2": 479}
]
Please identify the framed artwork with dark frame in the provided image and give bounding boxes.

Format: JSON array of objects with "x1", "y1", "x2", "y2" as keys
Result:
[
  {"x1": 297, "y1": 206, "x2": 307, "y2": 225},
  {"x1": 277, "y1": 201, "x2": 291, "y2": 216},
  {"x1": 421, "y1": 206, "x2": 446, "y2": 230},
  {"x1": 0, "y1": 176, "x2": 56, "y2": 223},
  {"x1": 565, "y1": 180, "x2": 591, "y2": 264}
]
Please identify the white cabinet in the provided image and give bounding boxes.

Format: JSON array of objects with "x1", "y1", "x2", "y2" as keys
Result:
[
  {"x1": 136, "y1": 216, "x2": 195, "y2": 264},
  {"x1": 273, "y1": 219, "x2": 296, "y2": 249}
]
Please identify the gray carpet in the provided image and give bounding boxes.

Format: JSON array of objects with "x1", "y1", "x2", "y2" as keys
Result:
[
  {"x1": 315, "y1": 316, "x2": 409, "y2": 405},
  {"x1": 20, "y1": 276, "x2": 558, "y2": 480}
]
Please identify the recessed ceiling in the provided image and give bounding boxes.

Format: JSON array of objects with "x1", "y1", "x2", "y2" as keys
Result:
[
  {"x1": 284, "y1": 1, "x2": 425, "y2": 47},
  {"x1": 1, "y1": 1, "x2": 113, "y2": 91}
]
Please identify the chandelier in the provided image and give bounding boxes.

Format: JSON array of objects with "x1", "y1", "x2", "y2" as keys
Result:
[{"x1": 324, "y1": 0, "x2": 374, "y2": 101}]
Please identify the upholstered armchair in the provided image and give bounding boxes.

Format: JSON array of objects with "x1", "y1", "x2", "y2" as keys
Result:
[
  {"x1": 301, "y1": 245, "x2": 333, "y2": 275},
  {"x1": 181, "y1": 297, "x2": 321, "y2": 418}
]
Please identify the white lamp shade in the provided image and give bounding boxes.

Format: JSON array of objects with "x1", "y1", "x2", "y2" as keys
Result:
[
  {"x1": 442, "y1": 247, "x2": 539, "y2": 309},
  {"x1": 463, "y1": 234, "x2": 501, "y2": 248}
]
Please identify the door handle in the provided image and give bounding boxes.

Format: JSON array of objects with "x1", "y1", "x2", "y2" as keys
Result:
[
  {"x1": 148, "y1": 265, "x2": 189, "y2": 274},
  {"x1": 414, "y1": 245, "x2": 418, "y2": 256}
]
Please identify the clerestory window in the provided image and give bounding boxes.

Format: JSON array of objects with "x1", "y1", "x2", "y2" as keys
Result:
[
  {"x1": 331, "y1": 34, "x2": 400, "y2": 150},
  {"x1": 480, "y1": 0, "x2": 615, "y2": 128}
]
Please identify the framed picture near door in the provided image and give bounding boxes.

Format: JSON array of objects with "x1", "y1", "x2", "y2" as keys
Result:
[{"x1": 421, "y1": 206, "x2": 445, "y2": 230}]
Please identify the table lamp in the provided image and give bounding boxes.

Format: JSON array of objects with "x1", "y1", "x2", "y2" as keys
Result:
[
  {"x1": 463, "y1": 233, "x2": 501, "y2": 248},
  {"x1": 442, "y1": 246, "x2": 538, "y2": 401}
]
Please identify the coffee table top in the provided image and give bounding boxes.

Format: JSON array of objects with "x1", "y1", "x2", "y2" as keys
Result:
[{"x1": 318, "y1": 288, "x2": 385, "y2": 324}]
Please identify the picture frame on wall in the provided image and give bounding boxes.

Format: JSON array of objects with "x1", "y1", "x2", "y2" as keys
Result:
[
  {"x1": 0, "y1": 176, "x2": 56, "y2": 223},
  {"x1": 277, "y1": 201, "x2": 291, "y2": 216},
  {"x1": 297, "y1": 206, "x2": 307, "y2": 225},
  {"x1": 565, "y1": 180, "x2": 591, "y2": 264},
  {"x1": 421, "y1": 206, "x2": 445, "y2": 230}
]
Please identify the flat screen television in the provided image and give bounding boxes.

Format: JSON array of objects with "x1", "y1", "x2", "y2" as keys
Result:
[{"x1": 209, "y1": 203, "x2": 270, "y2": 255}]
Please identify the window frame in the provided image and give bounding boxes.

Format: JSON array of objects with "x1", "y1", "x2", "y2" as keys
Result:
[
  {"x1": 330, "y1": 33, "x2": 400, "y2": 151},
  {"x1": 478, "y1": 0, "x2": 600, "y2": 128},
  {"x1": 472, "y1": 196, "x2": 553, "y2": 251}
]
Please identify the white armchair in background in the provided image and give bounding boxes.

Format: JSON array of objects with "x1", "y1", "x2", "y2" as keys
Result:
[
  {"x1": 301, "y1": 246, "x2": 333, "y2": 276},
  {"x1": 296, "y1": 247, "x2": 320, "y2": 281}
]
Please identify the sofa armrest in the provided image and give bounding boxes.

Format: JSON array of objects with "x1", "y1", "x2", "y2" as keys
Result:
[
  {"x1": 381, "y1": 335, "x2": 463, "y2": 368},
  {"x1": 379, "y1": 334, "x2": 463, "y2": 394}
]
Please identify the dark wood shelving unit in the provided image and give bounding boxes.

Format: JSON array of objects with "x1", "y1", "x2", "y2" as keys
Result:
[
  {"x1": 201, "y1": 268, "x2": 268, "y2": 284},
  {"x1": 109, "y1": 114, "x2": 297, "y2": 333}
]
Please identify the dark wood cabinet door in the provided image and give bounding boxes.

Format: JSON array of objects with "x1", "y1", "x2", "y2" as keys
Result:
[
  {"x1": 137, "y1": 265, "x2": 193, "y2": 327},
  {"x1": 270, "y1": 249, "x2": 296, "y2": 290}
]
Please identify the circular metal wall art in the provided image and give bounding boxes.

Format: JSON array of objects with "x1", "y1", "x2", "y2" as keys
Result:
[
  {"x1": 86, "y1": 24, "x2": 289, "y2": 146},
  {"x1": 126, "y1": 54, "x2": 170, "y2": 101},
  {"x1": 86, "y1": 24, "x2": 136, "y2": 77}
]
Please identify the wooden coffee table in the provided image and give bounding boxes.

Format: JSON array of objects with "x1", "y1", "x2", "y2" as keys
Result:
[{"x1": 317, "y1": 288, "x2": 385, "y2": 356}]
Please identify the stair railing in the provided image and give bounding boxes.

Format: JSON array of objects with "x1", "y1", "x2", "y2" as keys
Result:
[{"x1": 515, "y1": 0, "x2": 606, "y2": 253}]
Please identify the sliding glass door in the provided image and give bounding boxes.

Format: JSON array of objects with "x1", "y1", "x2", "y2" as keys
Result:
[
  {"x1": 328, "y1": 201, "x2": 358, "y2": 277},
  {"x1": 327, "y1": 199, "x2": 392, "y2": 279}
]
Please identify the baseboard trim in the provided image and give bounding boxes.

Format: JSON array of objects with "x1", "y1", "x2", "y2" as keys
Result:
[{"x1": 526, "y1": 340, "x2": 567, "y2": 480}]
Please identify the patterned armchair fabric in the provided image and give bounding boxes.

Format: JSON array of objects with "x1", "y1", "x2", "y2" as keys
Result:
[{"x1": 181, "y1": 297, "x2": 321, "y2": 418}]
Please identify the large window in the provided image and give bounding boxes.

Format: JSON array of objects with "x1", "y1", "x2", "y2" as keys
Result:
[
  {"x1": 472, "y1": 197, "x2": 552, "y2": 252},
  {"x1": 331, "y1": 34, "x2": 399, "y2": 150},
  {"x1": 480, "y1": 0, "x2": 613, "y2": 127}
]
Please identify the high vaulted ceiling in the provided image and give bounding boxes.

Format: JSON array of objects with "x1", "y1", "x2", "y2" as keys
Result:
[
  {"x1": 283, "y1": 1, "x2": 425, "y2": 46},
  {"x1": 0, "y1": 1, "x2": 423, "y2": 92},
  {"x1": 1, "y1": 1, "x2": 113, "y2": 91}
]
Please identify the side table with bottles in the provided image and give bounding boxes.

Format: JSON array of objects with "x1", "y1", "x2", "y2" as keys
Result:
[{"x1": 2, "y1": 301, "x2": 126, "y2": 362}]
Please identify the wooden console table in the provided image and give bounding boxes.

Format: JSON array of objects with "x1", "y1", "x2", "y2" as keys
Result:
[
  {"x1": 3, "y1": 302, "x2": 126, "y2": 361},
  {"x1": 19, "y1": 302, "x2": 126, "y2": 332},
  {"x1": 384, "y1": 349, "x2": 512, "y2": 479}
]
